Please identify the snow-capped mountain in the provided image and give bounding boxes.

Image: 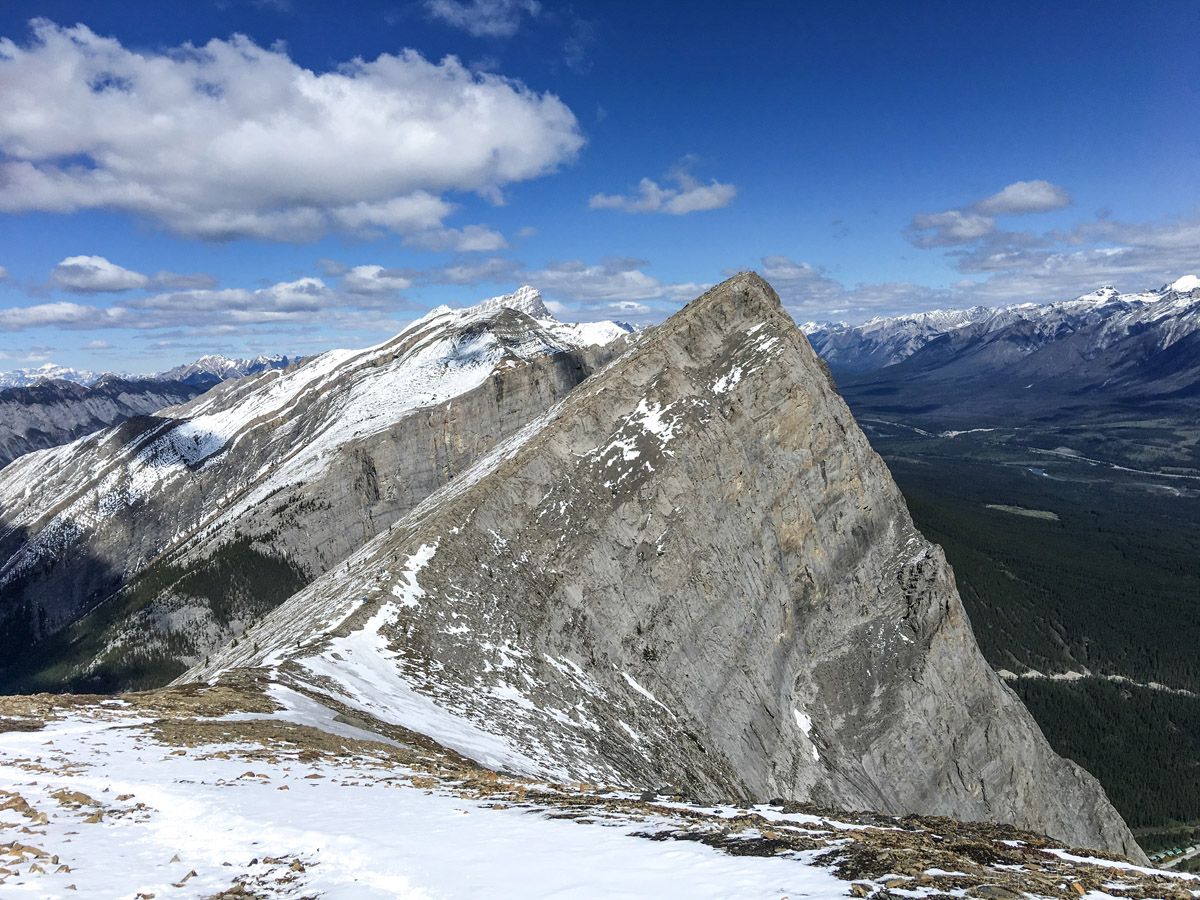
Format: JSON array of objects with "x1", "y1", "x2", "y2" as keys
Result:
[
  {"x1": 0, "y1": 362, "x2": 110, "y2": 388},
  {"x1": 0, "y1": 286, "x2": 633, "y2": 694},
  {"x1": 156, "y1": 353, "x2": 295, "y2": 387},
  {"x1": 182, "y1": 274, "x2": 1137, "y2": 858},
  {"x1": 806, "y1": 274, "x2": 1200, "y2": 377},
  {"x1": 0, "y1": 274, "x2": 1146, "y2": 886},
  {"x1": 0, "y1": 355, "x2": 296, "y2": 470},
  {"x1": 805, "y1": 275, "x2": 1200, "y2": 425},
  {"x1": 0, "y1": 376, "x2": 207, "y2": 469},
  {"x1": 803, "y1": 306, "x2": 995, "y2": 374},
  {"x1": 0, "y1": 353, "x2": 292, "y2": 390}
]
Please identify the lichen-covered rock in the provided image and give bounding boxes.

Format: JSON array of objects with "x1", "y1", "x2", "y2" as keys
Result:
[{"x1": 189, "y1": 273, "x2": 1142, "y2": 860}]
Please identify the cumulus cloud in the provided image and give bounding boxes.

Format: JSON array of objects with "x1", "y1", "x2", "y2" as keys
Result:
[
  {"x1": 425, "y1": 0, "x2": 540, "y2": 37},
  {"x1": 401, "y1": 255, "x2": 703, "y2": 321},
  {"x1": 976, "y1": 180, "x2": 1071, "y2": 216},
  {"x1": 0, "y1": 20, "x2": 583, "y2": 241},
  {"x1": 342, "y1": 265, "x2": 414, "y2": 295},
  {"x1": 906, "y1": 179, "x2": 1072, "y2": 248},
  {"x1": 771, "y1": 209, "x2": 1200, "y2": 325},
  {"x1": 152, "y1": 271, "x2": 220, "y2": 291},
  {"x1": 946, "y1": 215, "x2": 1200, "y2": 302},
  {"x1": 590, "y1": 160, "x2": 736, "y2": 215},
  {"x1": 50, "y1": 256, "x2": 149, "y2": 293}
]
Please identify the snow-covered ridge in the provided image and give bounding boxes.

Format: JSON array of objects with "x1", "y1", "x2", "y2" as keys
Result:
[
  {"x1": 0, "y1": 362, "x2": 109, "y2": 388},
  {"x1": 0, "y1": 354, "x2": 293, "y2": 389},
  {"x1": 806, "y1": 274, "x2": 1200, "y2": 373},
  {"x1": 0, "y1": 287, "x2": 631, "y2": 593}
]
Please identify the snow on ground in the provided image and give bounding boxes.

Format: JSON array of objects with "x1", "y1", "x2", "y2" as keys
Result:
[
  {"x1": 0, "y1": 707, "x2": 846, "y2": 899},
  {"x1": 298, "y1": 599, "x2": 550, "y2": 778},
  {"x1": 2, "y1": 687, "x2": 1196, "y2": 899}
]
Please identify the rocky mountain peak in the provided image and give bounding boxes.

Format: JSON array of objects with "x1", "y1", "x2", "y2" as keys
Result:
[
  {"x1": 188, "y1": 272, "x2": 1141, "y2": 860},
  {"x1": 471, "y1": 284, "x2": 552, "y2": 319}
]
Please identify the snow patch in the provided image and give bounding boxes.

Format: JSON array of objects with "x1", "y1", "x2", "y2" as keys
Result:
[{"x1": 389, "y1": 542, "x2": 438, "y2": 609}]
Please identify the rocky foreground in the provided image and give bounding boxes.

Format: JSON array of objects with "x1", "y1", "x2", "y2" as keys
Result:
[{"x1": 0, "y1": 675, "x2": 1192, "y2": 899}]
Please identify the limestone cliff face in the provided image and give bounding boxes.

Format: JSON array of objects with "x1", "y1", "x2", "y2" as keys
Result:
[{"x1": 191, "y1": 273, "x2": 1141, "y2": 860}]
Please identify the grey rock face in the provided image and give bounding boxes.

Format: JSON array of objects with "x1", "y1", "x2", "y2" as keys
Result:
[
  {"x1": 0, "y1": 377, "x2": 205, "y2": 468},
  {"x1": 190, "y1": 273, "x2": 1141, "y2": 860},
  {"x1": 0, "y1": 290, "x2": 628, "y2": 690}
]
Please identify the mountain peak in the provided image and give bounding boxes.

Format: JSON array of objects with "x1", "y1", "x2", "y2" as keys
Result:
[
  {"x1": 471, "y1": 284, "x2": 551, "y2": 319},
  {"x1": 186, "y1": 274, "x2": 1138, "y2": 859},
  {"x1": 1168, "y1": 274, "x2": 1200, "y2": 294}
]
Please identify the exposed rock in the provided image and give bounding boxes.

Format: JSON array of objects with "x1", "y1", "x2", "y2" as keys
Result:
[
  {"x1": 0, "y1": 377, "x2": 205, "y2": 468},
  {"x1": 188, "y1": 273, "x2": 1142, "y2": 859},
  {"x1": 0, "y1": 290, "x2": 630, "y2": 691}
]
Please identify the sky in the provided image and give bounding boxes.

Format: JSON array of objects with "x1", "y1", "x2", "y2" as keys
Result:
[{"x1": 0, "y1": 0, "x2": 1196, "y2": 373}]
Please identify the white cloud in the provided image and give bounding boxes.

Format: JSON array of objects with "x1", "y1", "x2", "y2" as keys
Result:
[
  {"x1": 758, "y1": 256, "x2": 949, "y2": 321},
  {"x1": 131, "y1": 277, "x2": 334, "y2": 320},
  {"x1": 50, "y1": 255, "x2": 149, "y2": 293},
  {"x1": 0, "y1": 301, "x2": 123, "y2": 330},
  {"x1": 906, "y1": 210, "x2": 997, "y2": 248},
  {"x1": 590, "y1": 161, "x2": 736, "y2": 215},
  {"x1": 342, "y1": 265, "x2": 414, "y2": 295},
  {"x1": 607, "y1": 300, "x2": 650, "y2": 315},
  {"x1": 946, "y1": 215, "x2": 1200, "y2": 302},
  {"x1": 0, "y1": 265, "x2": 7, "y2": 281},
  {"x1": 404, "y1": 224, "x2": 509, "y2": 253},
  {"x1": 0, "y1": 20, "x2": 583, "y2": 241},
  {"x1": 152, "y1": 271, "x2": 219, "y2": 291},
  {"x1": 907, "y1": 179, "x2": 1071, "y2": 248},
  {"x1": 425, "y1": 0, "x2": 540, "y2": 37},
  {"x1": 408, "y1": 255, "x2": 703, "y2": 321},
  {"x1": 85, "y1": 339, "x2": 111, "y2": 349},
  {"x1": 976, "y1": 179, "x2": 1071, "y2": 215},
  {"x1": 521, "y1": 259, "x2": 703, "y2": 304}
]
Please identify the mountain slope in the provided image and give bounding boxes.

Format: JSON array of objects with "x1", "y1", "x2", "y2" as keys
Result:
[
  {"x1": 0, "y1": 355, "x2": 296, "y2": 469},
  {"x1": 0, "y1": 376, "x2": 207, "y2": 468},
  {"x1": 0, "y1": 288, "x2": 631, "y2": 691},
  {"x1": 189, "y1": 272, "x2": 1141, "y2": 859},
  {"x1": 1, "y1": 680, "x2": 1182, "y2": 897}
]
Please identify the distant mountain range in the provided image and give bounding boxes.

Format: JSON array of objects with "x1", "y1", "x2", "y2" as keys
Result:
[
  {"x1": 0, "y1": 354, "x2": 295, "y2": 468},
  {"x1": 805, "y1": 274, "x2": 1200, "y2": 424},
  {"x1": 156, "y1": 353, "x2": 297, "y2": 389},
  {"x1": 0, "y1": 354, "x2": 295, "y2": 389}
]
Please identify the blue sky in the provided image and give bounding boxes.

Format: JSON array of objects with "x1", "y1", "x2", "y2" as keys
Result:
[{"x1": 0, "y1": 0, "x2": 1196, "y2": 372}]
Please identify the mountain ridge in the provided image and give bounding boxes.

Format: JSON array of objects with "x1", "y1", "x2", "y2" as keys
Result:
[
  {"x1": 185, "y1": 272, "x2": 1142, "y2": 859},
  {"x1": 0, "y1": 288, "x2": 633, "y2": 693}
]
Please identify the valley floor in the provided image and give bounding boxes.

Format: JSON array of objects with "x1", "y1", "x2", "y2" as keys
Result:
[{"x1": 1, "y1": 677, "x2": 1198, "y2": 899}]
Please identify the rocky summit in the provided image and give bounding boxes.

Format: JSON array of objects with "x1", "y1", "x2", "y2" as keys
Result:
[{"x1": 181, "y1": 273, "x2": 1141, "y2": 860}]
